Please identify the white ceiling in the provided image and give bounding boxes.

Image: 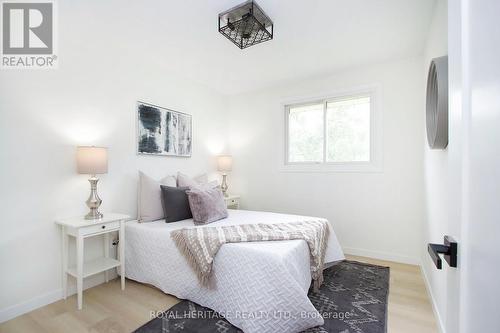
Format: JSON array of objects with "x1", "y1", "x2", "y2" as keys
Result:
[{"x1": 81, "y1": 0, "x2": 437, "y2": 95}]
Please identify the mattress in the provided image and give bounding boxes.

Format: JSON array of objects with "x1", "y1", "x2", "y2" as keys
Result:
[{"x1": 125, "y1": 209, "x2": 345, "y2": 333}]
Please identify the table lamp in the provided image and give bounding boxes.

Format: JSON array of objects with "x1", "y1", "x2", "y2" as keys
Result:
[
  {"x1": 76, "y1": 146, "x2": 108, "y2": 220},
  {"x1": 217, "y1": 155, "x2": 232, "y2": 197}
]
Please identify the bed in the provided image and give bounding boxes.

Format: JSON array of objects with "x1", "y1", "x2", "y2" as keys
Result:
[{"x1": 125, "y1": 209, "x2": 345, "y2": 333}]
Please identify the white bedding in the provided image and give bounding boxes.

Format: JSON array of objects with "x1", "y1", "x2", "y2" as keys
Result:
[{"x1": 125, "y1": 209, "x2": 345, "y2": 333}]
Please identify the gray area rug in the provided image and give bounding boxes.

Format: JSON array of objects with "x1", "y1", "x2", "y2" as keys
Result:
[{"x1": 135, "y1": 260, "x2": 389, "y2": 333}]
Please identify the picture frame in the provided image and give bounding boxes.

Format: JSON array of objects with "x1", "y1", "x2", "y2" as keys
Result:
[{"x1": 136, "y1": 101, "x2": 192, "y2": 157}]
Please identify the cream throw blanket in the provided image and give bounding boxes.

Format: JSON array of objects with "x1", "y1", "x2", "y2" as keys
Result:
[{"x1": 171, "y1": 220, "x2": 330, "y2": 291}]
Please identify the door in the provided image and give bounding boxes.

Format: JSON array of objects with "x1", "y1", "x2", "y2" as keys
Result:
[{"x1": 458, "y1": 0, "x2": 500, "y2": 332}]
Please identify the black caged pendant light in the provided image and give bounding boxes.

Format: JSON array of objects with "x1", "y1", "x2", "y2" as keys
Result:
[{"x1": 218, "y1": 0, "x2": 274, "y2": 49}]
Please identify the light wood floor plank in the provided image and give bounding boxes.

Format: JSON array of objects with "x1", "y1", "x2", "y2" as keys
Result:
[{"x1": 0, "y1": 256, "x2": 438, "y2": 332}]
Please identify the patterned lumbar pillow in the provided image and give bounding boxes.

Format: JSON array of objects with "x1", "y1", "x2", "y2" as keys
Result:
[
  {"x1": 160, "y1": 186, "x2": 193, "y2": 223},
  {"x1": 138, "y1": 171, "x2": 176, "y2": 222},
  {"x1": 187, "y1": 187, "x2": 228, "y2": 224}
]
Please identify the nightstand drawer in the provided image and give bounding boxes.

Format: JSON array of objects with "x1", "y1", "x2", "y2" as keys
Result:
[
  {"x1": 80, "y1": 222, "x2": 119, "y2": 236},
  {"x1": 225, "y1": 196, "x2": 240, "y2": 209},
  {"x1": 227, "y1": 198, "x2": 238, "y2": 205}
]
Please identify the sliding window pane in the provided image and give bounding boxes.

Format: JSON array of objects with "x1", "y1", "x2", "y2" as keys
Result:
[
  {"x1": 288, "y1": 103, "x2": 324, "y2": 163},
  {"x1": 326, "y1": 96, "x2": 370, "y2": 162}
]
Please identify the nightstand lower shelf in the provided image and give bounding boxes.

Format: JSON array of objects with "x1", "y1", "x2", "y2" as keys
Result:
[{"x1": 67, "y1": 257, "x2": 121, "y2": 279}]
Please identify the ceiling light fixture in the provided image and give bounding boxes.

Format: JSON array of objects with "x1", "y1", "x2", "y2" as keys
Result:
[{"x1": 218, "y1": 0, "x2": 274, "y2": 49}]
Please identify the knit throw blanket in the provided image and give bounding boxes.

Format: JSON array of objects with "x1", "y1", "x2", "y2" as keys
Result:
[{"x1": 171, "y1": 220, "x2": 330, "y2": 291}]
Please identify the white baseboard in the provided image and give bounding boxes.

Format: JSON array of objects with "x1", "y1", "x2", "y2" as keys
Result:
[
  {"x1": 0, "y1": 289, "x2": 62, "y2": 324},
  {"x1": 343, "y1": 246, "x2": 420, "y2": 265},
  {"x1": 0, "y1": 271, "x2": 117, "y2": 323},
  {"x1": 420, "y1": 262, "x2": 446, "y2": 333}
]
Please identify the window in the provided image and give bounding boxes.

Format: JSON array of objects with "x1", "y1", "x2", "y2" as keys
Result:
[
  {"x1": 285, "y1": 91, "x2": 380, "y2": 172},
  {"x1": 288, "y1": 103, "x2": 324, "y2": 162},
  {"x1": 326, "y1": 96, "x2": 370, "y2": 162}
]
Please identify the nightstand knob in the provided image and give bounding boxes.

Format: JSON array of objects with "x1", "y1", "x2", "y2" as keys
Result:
[{"x1": 101, "y1": 225, "x2": 106, "y2": 229}]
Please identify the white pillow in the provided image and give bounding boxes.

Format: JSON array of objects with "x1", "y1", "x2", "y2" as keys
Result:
[
  {"x1": 138, "y1": 171, "x2": 176, "y2": 222},
  {"x1": 177, "y1": 172, "x2": 218, "y2": 190},
  {"x1": 194, "y1": 173, "x2": 209, "y2": 184}
]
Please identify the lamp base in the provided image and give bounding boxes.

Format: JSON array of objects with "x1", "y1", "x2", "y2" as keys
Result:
[
  {"x1": 221, "y1": 174, "x2": 229, "y2": 197},
  {"x1": 85, "y1": 176, "x2": 103, "y2": 220},
  {"x1": 85, "y1": 210, "x2": 103, "y2": 220}
]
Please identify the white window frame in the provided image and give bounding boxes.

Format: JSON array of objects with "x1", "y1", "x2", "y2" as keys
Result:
[{"x1": 282, "y1": 86, "x2": 382, "y2": 173}]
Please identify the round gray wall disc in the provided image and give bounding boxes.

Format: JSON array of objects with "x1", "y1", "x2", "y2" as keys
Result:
[{"x1": 426, "y1": 56, "x2": 449, "y2": 149}]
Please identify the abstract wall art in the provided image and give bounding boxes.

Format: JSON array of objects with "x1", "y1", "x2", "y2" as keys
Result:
[{"x1": 137, "y1": 101, "x2": 192, "y2": 157}]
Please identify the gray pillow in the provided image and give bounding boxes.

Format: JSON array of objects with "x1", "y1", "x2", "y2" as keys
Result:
[
  {"x1": 160, "y1": 186, "x2": 192, "y2": 222},
  {"x1": 138, "y1": 171, "x2": 176, "y2": 222},
  {"x1": 187, "y1": 187, "x2": 228, "y2": 224}
]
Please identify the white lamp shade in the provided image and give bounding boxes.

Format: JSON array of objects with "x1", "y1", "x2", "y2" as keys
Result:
[
  {"x1": 217, "y1": 155, "x2": 233, "y2": 172},
  {"x1": 76, "y1": 146, "x2": 108, "y2": 174}
]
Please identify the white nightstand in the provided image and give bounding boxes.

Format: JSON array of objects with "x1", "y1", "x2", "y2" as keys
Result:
[
  {"x1": 224, "y1": 195, "x2": 240, "y2": 209},
  {"x1": 55, "y1": 213, "x2": 130, "y2": 310}
]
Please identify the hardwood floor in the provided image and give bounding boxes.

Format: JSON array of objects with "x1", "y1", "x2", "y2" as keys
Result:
[
  {"x1": 346, "y1": 255, "x2": 438, "y2": 333},
  {"x1": 0, "y1": 255, "x2": 438, "y2": 333},
  {"x1": 0, "y1": 280, "x2": 180, "y2": 333}
]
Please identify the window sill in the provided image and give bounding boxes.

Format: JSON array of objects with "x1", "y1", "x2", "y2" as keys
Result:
[{"x1": 280, "y1": 162, "x2": 383, "y2": 173}]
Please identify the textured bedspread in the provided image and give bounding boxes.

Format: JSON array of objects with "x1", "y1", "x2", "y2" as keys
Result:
[
  {"x1": 171, "y1": 220, "x2": 330, "y2": 291},
  {"x1": 125, "y1": 209, "x2": 345, "y2": 333}
]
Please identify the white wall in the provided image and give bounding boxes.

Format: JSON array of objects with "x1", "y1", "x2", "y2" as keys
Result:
[
  {"x1": 0, "y1": 1, "x2": 227, "y2": 322},
  {"x1": 420, "y1": 2, "x2": 459, "y2": 333},
  {"x1": 226, "y1": 57, "x2": 425, "y2": 264}
]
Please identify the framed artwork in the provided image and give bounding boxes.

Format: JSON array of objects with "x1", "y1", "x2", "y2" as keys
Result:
[{"x1": 137, "y1": 101, "x2": 192, "y2": 157}]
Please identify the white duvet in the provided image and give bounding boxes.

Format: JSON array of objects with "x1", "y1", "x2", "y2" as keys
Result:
[{"x1": 125, "y1": 209, "x2": 345, "y2": 333}]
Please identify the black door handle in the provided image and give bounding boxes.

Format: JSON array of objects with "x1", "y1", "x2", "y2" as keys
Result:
[{"x1": 428, "y1": 236, "x2": 457, "y2": 269}]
